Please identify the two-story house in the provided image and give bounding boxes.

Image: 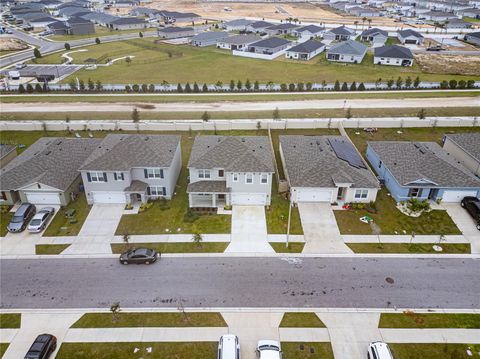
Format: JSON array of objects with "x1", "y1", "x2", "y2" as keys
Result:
[
  {"x1": 79, "y1": 134, "x2": 182, "y2": 204},
  {"x1": 187, "y1": 136, "x2": 275, "y2": 208}
]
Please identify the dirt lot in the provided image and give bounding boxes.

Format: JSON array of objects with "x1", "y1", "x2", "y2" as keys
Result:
[
  {"x1": 0, "y1": 38, "x2": 29, "y2": 52},
  {"x1": 415, "y1": 54, "x2": 480, "y2": 76}
]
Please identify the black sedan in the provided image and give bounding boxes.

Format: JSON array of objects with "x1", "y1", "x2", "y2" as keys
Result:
[
  {"x1": 119, "y1": 248, "x2": 160, "y2": 265},
  {"x1": 461, "y1": 196, "x2": 480, "y2": 231}
]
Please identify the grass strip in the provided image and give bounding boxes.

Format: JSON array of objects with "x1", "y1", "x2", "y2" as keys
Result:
[
  {"x1": 379, "y1": 313, "x2": 480, "y2": 329},
  {"x1": 280, "y1": 313, "x2": 326, "y2": 328},
  {"x1": 35, "y1": 244, "x2": 71, "y2": 255},
  {"x1": 281, "y1": 342, "x2": 334, "y2": 358},
  {"x1": 111, "y1": 242, "x2": 228, "y2": 254},
  {"x1": 346, "y1": 243, "x2": 470, "y2": 254},
  {"x1": 270, "y1": 242, "x2": 305, "y2": 253},
  {"x1": 0, "y1": 313, "x2": 21, "y2": 329}
]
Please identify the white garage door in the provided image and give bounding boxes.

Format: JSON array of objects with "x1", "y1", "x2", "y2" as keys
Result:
[
  {"x1": 92, "y1": 192, "x2": 126, "y2": 204},
  {"x1": 296, "y1": 188, "x2": 333, "y2": 203},
  {"x1": 25, "y1": 191, "x2": 61, "y2": 205},
  {"x1": 231, "y1": 193, "x2": 267, "y2": 205},
  {"x1": 442, "y1": 190, "x2": 478, "y2": 203}
]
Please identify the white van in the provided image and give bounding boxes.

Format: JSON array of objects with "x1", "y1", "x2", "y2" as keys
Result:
[
  {"x1": 218, "y1": 334, "x2": 240, "y2": 359},
  {"x1": 367, "y1": 342, "x2": 394, "y2": 359}
]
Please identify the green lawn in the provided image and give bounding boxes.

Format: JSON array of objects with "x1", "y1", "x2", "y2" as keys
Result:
[
  {"x1": 266, "y1": 181, "x2": 303, "y2": 235},
  {"x1": 347, "y1": 243, "x2": 471, "y2": 254},
  {"x1": 111, "y1": 242, "x2": 228, "y2": 254},
  {"x1": 281, "y1": 342, "x2": 334, "y2": 359},
  {"x1": 379, "y1": 313, "x2": 480, "y2": 329},
  {"x1": 464, "y1": 16, "x2": 480, "y2": 23},
  {"x1": 270, "y1": 242, "x2": 305, "y2": 253},
  {"x1": 334, "y1": 189, "x2": 461, "y2": 235},
  {"x1": 35, "y1": 244, "x2": 71, "y2": 255},
  {"x1": 30, "y1": 39, "x2": 480, "y2": 84},
  {"x1": 56, "y1": 342, "x2": 218, "y2": 359},
  {"x1": 389, "y1": 343, "x2": 480, "y2": 359},
  {"x1": 43, "y1": 194, "x2": 91, "y2": 236},
  {"x1": 280, "y1": 313, "x2": 325, "y2": 328},
  {"x1": 48, "y1": 26, "x2": 147, "y2": 41},
  {"x1": 0, "y1": 211, "x2": 13, "y2": 237},
  {"x1": 0, "y1": 343, "x2": 9, "y2": 358},
  {"x1": 0, "y1": 313, "x2": 21, "y2": 328},
  {"x1": 71, "y1": 312, "x2": 226, "y2": 328}
]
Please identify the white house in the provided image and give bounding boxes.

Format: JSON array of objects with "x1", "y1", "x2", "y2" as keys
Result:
[
  {"x1": 326, "y1": 40, "x2": 368, "y2": 64},
  {"x1": 285, "y1": 39, "x2": 325, "y2": 60},
  {"x1": 217, "y1": 34, "x2": 260, "y2": 50},
  {"x1": 374, "y1": 45, "x2": 414, "y2": 66},
  {"x1": 397, "y1": 29, "x2": 424, "y2": 44}
]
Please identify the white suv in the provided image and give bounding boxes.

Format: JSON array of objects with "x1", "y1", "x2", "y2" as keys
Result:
[
  {"x1": 256, "y1": 340, "x2": 282, "y2": 359},
  {"x1": 367, "y1": 342, "x2": 394, "y2": 359}
]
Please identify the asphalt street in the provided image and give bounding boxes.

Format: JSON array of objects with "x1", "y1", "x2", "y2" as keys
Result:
[{"x1": 1, "y1": 257, "x2": 479, "y2": 309}]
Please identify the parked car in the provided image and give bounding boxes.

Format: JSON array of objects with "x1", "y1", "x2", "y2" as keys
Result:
[
  {"x1": 367, "y1": 342, "x2": 394, "y2": 359},
  {"x1": 256, "y1": 340, "x2": 282, "y2": 359},
  {"x1": 27, "y1": 207, "x2": 55, "y2": 233},
  {"x1": 24, "y1": 333, "x2": 57, "y2": 359},
  {"x1": 119, "y1": 248, "x2": 159, "y2": 265},
  {"x1": 218, "y1": 334, "x2": 240, "y2": 359},
  {"x1": 7, "y1": 203, "x2": 36, "y2": 233},
  {"x1": 15, "y1": 62, "x2": 27, "y2": 70},
  {"x1": 461, "y1": 197, "x2": 480, "y2": 231}
]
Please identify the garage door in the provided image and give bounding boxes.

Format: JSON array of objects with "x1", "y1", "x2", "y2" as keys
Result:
[
  {"x1": 405, "y1": 39, "x2": 417, "y2": 44},
  {"x1": 92, "y1": 192, "x2": 126, "y2": 204},
  {"x1": 231, "y1": 193, "x2": 267, "y2": 205},
  {"x1": 296, "y1": 188, "x2": 333, "y2": 203},
  {"x1": 442, "y1": 190, "x2": 478, "y2": 203},
  {"x1": 25, "y1": 191, "x2": 61, "y2": 205}
]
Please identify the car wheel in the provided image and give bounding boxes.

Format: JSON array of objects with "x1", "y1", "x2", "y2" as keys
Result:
[
  {"x1": 122, "y1": 261, "x2": 128, "y2": 265},
  {"x1": 461, "y1": 201, "x2": 465, "y2": 208}
]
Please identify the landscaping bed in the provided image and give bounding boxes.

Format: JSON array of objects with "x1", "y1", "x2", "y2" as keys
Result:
[
  {"x1": 281, "y1": 342, "x2": 334, "y2": 359},
  {"x1": 111, "y1": 242, "x2": 228, "y2": 254},
  {"x1": 389, "y1": 343, "x2": 480, "y2": 359},
  {"x1": 0, "y1": 313, "x2": 21, "y2": 328},
  {"x1": 280, "y1": 313, "x2": 325, "y2": 328},
  {"x1": 346, "y1": 243, "x2": 470, "y2": 254},
  {"x1": 35, "y1": 244, "x2": 71, "y2": 255},
  {"x1": 379, "y1": 313, "x2": 480, "y2": 329}
]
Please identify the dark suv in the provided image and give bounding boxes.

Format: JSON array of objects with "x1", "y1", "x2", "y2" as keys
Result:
[
  {"x1": 24, "y1": 334, "x2": 57, "y2": 359},
  {"x1": 7, "y1": 203, "x2": 36, "y2": 233},
  {"x1": 461, "y1": 197, "x2": 480, "y2": 231}
]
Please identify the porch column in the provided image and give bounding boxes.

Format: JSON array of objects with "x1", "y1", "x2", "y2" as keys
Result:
[
  {"x1": 188, "y1": 193, "x2": 193, "y2": 207},
  {"x1": 212, "y1": 194, "x2": 217, "y2": 208},
  {"x1": 226, "y1": 193, "x2": 231, "y2": 206}
]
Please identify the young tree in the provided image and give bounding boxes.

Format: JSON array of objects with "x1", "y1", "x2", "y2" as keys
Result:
[
  {"x1": 26, "y1": 84, "x2": 34, "y2": 93},
  {"x1": 185, "y1": 82, "x2": 192, "y2": 93},
  {"x1": 139, "y1": 31, "x2": 143, "y2": 38},
  {"x1": 201, "y1": 111, "x2": 210, "y2": 122},
  {"x1": 35, "y1": 83, "x2": 43, "y2": 92},
  {"x1": 440, "y1": 81, "x2": 449, "y2": 89},
  {"x1": 95, "y1": 37, "x2": 101, "y2": 44},
  {"x1": 131, "y1": 108, "x2": 140, "y2": 123},
  {"x1": 413, "y1": 76, "x2": 421, "y2": 88},
  {"x1": 458, "y1": 80, "x2": 466, "y2": 89},
  {"x1": 33, "y1": 48, "x2": 42, "y2": 58},
  {"x1": 345, "y1": 107, "x2": 352, "y2": 119},
  {"x1": 69, "y1": 78, "x2": 77, "y2": 91},
  {"x1": 229, "y1": 80, "x2": 235, "y2": 91},
  {"x1": 110, "y1": 302, "x2": 121, "y2": 323},
  {"x1": 245, "y1": 79, "x2": 251, "y2": 91},
  {"x1": 396, "y1": 76, "x2": 403, "y2": 89},
  {"x1": 306, "y1": 82, "x2": 313, "y2": 91},
  {"x1": 141, "y1": 83, "x2": 148, "y2": 92},
  {"x1": 79, "y1": 79, "x2": 85, "y2": 91},
  {"x1": 280, "y1": 83, "x2": 288, "y2": 92},
  {"x1": 64, "y1": 42, "x2": 70, "y2": 50},
  {"x1": 202, "y1": 83, "x2": 208, "y2": 92},
  {"x1": 132, "y1": 84, "x2": 139, "y2": 92},
  {"x1": 466, "y1": 79, "x2": 475, "y2": 89},
  {"x1": 125, "y1": 56, "x2": 132, "y2": 66},
  {"x1": 387, "y1": 79, "x2": 394, "y2": 89},
  {"x1": 42, "y1": 82, "x2": 48, "y2": 92},
  {"x1": 236, "y1": 80, "x2": 242, "y2": 90},
  {"x1": 350, "y1": 81, "x2": 357, "y2": 91},
  {"x1": 192, "y1": 232, "x2": 203, "y2": 248},
  {"x1": 125, "y1": 85, "x2": 132, "y2": 93},
  {"x1": 288, "y1": 83, "x2": 295, "y2": 92},
  {"x1": 193, "y1": 82, "x2": 200, "y2": 93},
  {"x1": 341, "y1": 82, "x2": 348, "y2": 91},
  {"x1": 256, "y1": 121, "x2": 262, "y2": 131},
  {"x1": 358, "y1": 82, "x2": 366, "y2": 91},
  {"x1": 88, "y1": 78, "x2": 95, "y2": 90},
  {"x1": 215, "y1": 81, "x2": 223, "y2": 91},
  {"x1": 254, "y1": 80, "x2": 259, "y2": 91},
  {"x1": 149, "y1": 84, "x2": 155, "y2": 92},
  {"x1": 95, "y1": 80, "x2": 102, "y2": 91},
  {"x1": 273, "y1": 107, "x2": 281, "y2": 120},
  {"x1": 177, "y1": 83, "x2": 184, "y2": 93},
  {"x1": 297, "y1": 82, "x2": 304, "y2": 92},
  {"x1": 334, "y1": 80, "x2": 341, "y2": 91},
  {"x1": 18, "y1": 84, "x2": 25, "y2": 93},
  {"x1": 405, "y1": 76, "x2": 412, "y2": 88},
  {"x1": 418, "y1": 108, "x2": 426, "y2": 120},
  {"x1": 449, "y1": 79, "x2": 457, "y2": 89}
]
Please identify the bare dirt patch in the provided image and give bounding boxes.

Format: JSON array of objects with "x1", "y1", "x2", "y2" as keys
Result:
[
  {"x1": 415, "y1": 54, "x2": 480, "y2": 76},
  {"x1": 0, "y1": 38, "x2": 29, "y2": 52}
]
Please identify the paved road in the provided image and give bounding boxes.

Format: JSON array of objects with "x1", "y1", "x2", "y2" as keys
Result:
[{"x1": 1, "y1": 257, "x2": 479, "y2": 309}]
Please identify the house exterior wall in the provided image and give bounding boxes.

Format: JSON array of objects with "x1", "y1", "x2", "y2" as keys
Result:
[
  {"x1": 323, "y1": 32, "x2": 352, "y2": 41},
  {"x1": 443, "y1": 138, "x2": 480, "y2": 177},
  {"x1": 249, "y1": 43, "x2": 290, "y2": 55},
  {"x1": 326, "y1": 51, "x2": 366, "y2": 63},
  {"x1": 0, "y1": 149, "x2": 17, "y2": 168},
  {"x1": 167, "y1": 142, "x2": 182, "y2": 197},
  {"x1": 344, "y1": 187, "x2": 378, "y2": 203},
  {"x1": 374, "y1": 56, "x2": 413, "y2": 66},
  {"x1": 465, "y1": 34, "x2": 480, "y2": 46},
  {"x1": 285, "y1": 46, "x2": 324, "y2": 60},
  {"x1": 158, "y1": 29, "x2": 194, "y2": 39},
  {"x1": 113, "y1": 22, "x2": 145, "y2": 30},
  {"x1": 398, "y1": 34, "x2": 423, "y2": 44},
  {"x1": 0, "y1": 190, "x2": 19, "y2": 205}
]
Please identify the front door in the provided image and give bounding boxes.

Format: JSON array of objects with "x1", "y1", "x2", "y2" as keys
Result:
[
  {"x1": 428, "y1": 188, "x2": 438, "y2": 200},
  {"x1": 337, "y1": 187, "x2": 347, "y2": 201}
]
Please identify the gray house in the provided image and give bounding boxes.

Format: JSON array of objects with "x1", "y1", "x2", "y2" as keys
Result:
[
  {"x1": 285, "y1": 39, "x2": 325, "y2": 60},
  {"x1": 222, "y1": 18, "x2": 253, "y2": 31},
  {"x1": 360, "y1": 28, "x2": 388, "y2": 45},
  {"x1": 465, "y1": 31, "x2": 480, "y2": 46},
  {"x1": 79, "y1": 134, "x2": 182, "y2": 205},
  {"x1": 217, "y1": 34, "x2": 260, "y2": 50},
  {"x1": 157, "y1": 26, "x2": 195, "y2": 39},
  {"x1": 0, "y1": 138, "x2": 100, "y2": 206},
  {"x1": 248, "y1": 37, "x2": 291, "y2": 55},
  {"x1": 280, "y1": 136, "x2": 379, "y2": 204},
  {"x1": 326, "y1": 40, "x2": 368, "y2": 63},
  {"x1": 443, "y1": 133, "x2": 480, "y2": 178},
  {"x1": 66, "y1": 16, "x2": 95, "y2": 35},
  {"x1": 264, "y1": 23, "x2": 299, "y2": 36},
  {"x1": 293, "y1": 24, "x2": 324, "y2": 38},
  {"x1": 191, "y1": 31, "x2": 229, "y2": 47},
  {"x1": 397, "y1": 29, "x2": 424, "y2": 44},
  {"x1": 374, "y1": 45, "x2": 414, "y2": 66},
  {"x1": 187, "y1": 136, "x2": 275, "y2": 208},
  {"x1": 247, "y1": 20, "x2": 273, "y2": 33},
  {"x1": 110, "y1": 17, "x2": 146, "y2": 30},
  {"x1": 323, "y1": 25, "x2": 356, "y2": 41}
]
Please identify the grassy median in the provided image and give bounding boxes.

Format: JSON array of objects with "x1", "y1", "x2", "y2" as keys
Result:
[
  {"x1": 280, "y1": 313, "x2": 326, "y2": 328},
  {"x1": 379, "y1": 313, "x2": 480, "y2": 329}
]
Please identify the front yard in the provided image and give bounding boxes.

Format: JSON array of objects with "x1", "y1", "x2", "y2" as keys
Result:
[
  {"x1": 347, "y1": 243, "x2": 470, "y2": 254},
  {"x1": 0, "y1": 211, "x2": 13, "y2": 237},
  {"x1": 44, "y1": 194, "x2": 91, "y2": 236},
  {"x1": 389, "y1": 343, "x2": 480, "y2": 359},
  {"x1": 281, "y1": 342, "x2": 334, "y2": 359}
]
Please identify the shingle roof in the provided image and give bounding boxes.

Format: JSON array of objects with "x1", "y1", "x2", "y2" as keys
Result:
[
  {"x1": 467, "y1": 31, "x2": 480, "y2": 39},
  {"x1": 158, "y1": 26, "x2": 193, "y2": 33},
  {"x1": 111, "y1": 17, "x2": 146, "y2": 25},
  {"x1": 368, "y1": 141, "x2": 480, "y2": 188},
  {"x1": 250, "y1": 37, "x2": 291, "y2": 49},
  {"x1": 0, "y1": 138, "x2": 101, "y2": 191},
  {"x1": 398, "y1": 29, "x2": 424, "y2": 38},
  {"x1": 444, "y1": 133, "x2": 480, "y2": 162},
  {"x1": 191, "y1": 31, "x2": 229, "y2": 42},
  {"x1": 0, "y1": 144, "x2": 16, "y2": 159},
  {"x1": 374, "y1": 45, "x2": 413, "y2": 59},
  {"x1": 249, "y1": 20, "x2": 273, "y2": 29},
  {"x1": 224, "y1": 19, "x2": 253, "y2": 27},
  {"x1": 327, "y1": 25, "x2": 355, "y2": 36},
  {"x1": 187, "y1": 180, "x2": 230, "y2": 193},
  {"x1": 288, "y1": 39, "x2": 325, "y2": 53},
  {"x1": 220, "y1": 34, "x2": 260, "y2": 45},
  {"x1": 80, "y1": 12, "x2": 118, "y2": 23},
  {"x1": 266, "y1": 23, "x2": 298, "y2": 30},
  {"x1": 188, "y1": 136, "x2": 275, "y2": 173},
  {"x1": 80, "y1": 134, "x2": 181, "y2": 171},
  {"x1": 295, "y1": 24, "x2": 324, "y2": 33},
  {"x1": 361, "y1": 27, "x2": 388, "y2": 37},
  {"x1": 328, "y1": 40, "x2": 367, "y2": 56},
  {"x1": 280, "y1": 136, "x2": 379, "y2": 188}
]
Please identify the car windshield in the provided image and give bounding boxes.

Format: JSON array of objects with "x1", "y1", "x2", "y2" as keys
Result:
[
  {"x1": 259, "y1": 345, "x2": 279, "y2": 351},
  {"x1": 30, "y1": 219, "x2": 42, "y2": 226},
  {"x1": 11, "y1": 216, "x2": 23, "y2": 223}
]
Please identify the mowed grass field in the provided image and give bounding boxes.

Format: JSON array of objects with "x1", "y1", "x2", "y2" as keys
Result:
[{"x1": 32, "y1": 39, "x2": 480, "y2": 84}]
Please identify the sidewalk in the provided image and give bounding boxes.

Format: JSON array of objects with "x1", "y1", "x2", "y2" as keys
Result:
[
  {"x1": 342, "y1": 235, "x2": 469, "y2": 244},
  {"x1": 111, "y1": 234, "x2": 231, "y2": 243}
]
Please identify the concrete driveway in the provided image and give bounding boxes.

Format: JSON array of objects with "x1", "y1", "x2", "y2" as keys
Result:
[
  {"x1": 298, "y1": 203, "x2": 352, "y2": 254},
  {"x1": 226, "y1": 206, "x2": 274, "y2": 253},
  {"x1": 443, "y1": 203, "x2": 480, "y2": 253}
]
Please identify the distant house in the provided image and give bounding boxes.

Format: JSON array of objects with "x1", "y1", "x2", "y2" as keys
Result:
[
  {"x1": 360, "y1": 27, "x2": 388, "y2": 45},
  {"x1": 293, "y1": 24, "x2": 324, "y2": 39},
  {"x1": 217, "y1": 34, "x2": 260, "y2": 50},
  {"x1": 158, "y1": 10, "x2": 201, "y2": 24},
  {"x1": 465, "y1": 31, "x2": 480, "y2": 46},
  {"x1": 443, "y1": 18, "x2": 472, "y2": 29},
  {"x1": 397, "y1": 29, "x2": 424, "y2": 45},
  {"x1": 80, "y1": 12, "x2": 119, "y2": 27},
  {"x1": 222, "y1": 18, "x2": 254, "y2": 31},
  {"x1": 443, "y1": 133, "x2": 480, "y2": 178},
  {"x1": 280, "y1": 136, "x2": 379, "y2": 204},
  {"x1": 0, "y1": 145, "x2": 17, "y2": 168},
  {"x1": 187, "y1": 136, "x2": 275, "y2": 208},
  {"x1": 323, "y1": 25, "x2": 356, "y2": 41},
  {"x1": 422, "y1": 10, "x2": 458, "y2": 21},
  {"x1": 264, "y1": 23, "x2": 299, "y2": 36},
  {"x1": 326, "y1": 40, "x2": 367, "y2": 64},
  {"x1": 247, "y1": 37, "x2": 291, "y2": 55},
  {"x1": 110, "y1": 17, "x2": 146, "y2": 30},
  {"x1": 191, "y1": 31, "x2": 229, "y2": 47},
  {"x1": 347, "y1": 6, "x2": 380, "y2": 17},
  {"x1": 285, "y1": 39, "x2": 326, "y2": 60},
  {"x1": 157, "y1": 26, "x2": 194, "y2": 39},
  {"x1": 374, "y1": 45, "x2": 414, "y2": 66},
  {"x1": 366, "y1": 141, "x2": 480, "y2": 203},
  {"x1": 246, "y1": 20, "x2": 273, "y2": 33},
  {"x1": 28, "y1": 16, "x2": 57, "y2": 28},
  {"x1": 458, "y1": 8, "x2": 480, "y2": 19},
  {"x1": 48, "y1": 17, "x2": 94, "y2": 35}
]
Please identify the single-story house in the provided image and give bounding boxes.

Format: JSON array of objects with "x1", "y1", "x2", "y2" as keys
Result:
[
  {"x1": 374, "y1": 45, "x2": 414, "y2": 66},
  {"x1": 422, "y1": 10, "x2": 458, "y2": 21},
  {"x1": 28, "y1": 16, "x2": 57, "y2": 28},
  {"x1": 465, "y1": 31, "x2": 480, "y2": 46},
  {"x1": 323, "y1": 25, "x2": 356, "y2": 41},
  {"x1": 66, "y1": 16, "x2": 95, "y2": 35},
  {"x1": 443, "y1": 18, "x2": 472, "y2": 29},
  {"x1": 109, "y1": 17, "x2": 146, "y2": 30},
  {"x1": 191, "y1": 31, "x2": 229, "y2": 47},
  {"x1": 458, "y1": 8, "x2": 480, "y2": 19},
  {"x1": 246, "y1": 20, "x2": 273, "y2": 33},
  {"x1": 247, "y1": 37, "x2": 291, "y2": 55},
  {"x1": 187, "y1": 136, "x2": 275, "y2": 208},
  {"x1": 80, "y1": 12, "x2": 119, "y2": 27},
  {"x1": 57, "y1": 6, "x2": 89, "y2": 18},
  {"x1": 47, "y1": 20, "x2": 70, "y2": 34},
  {"x1": 366, "y1": 141, "x2": 480, "y2": 203},
  {"x1": 217, "y1": 34, "x2": 260, "y2": 50},
  {"x1": 0, "y1": 145, "x2": 17, "y2": 168},
  {"x1": 0, "y1": 138, "x2": 101, "y2": 206},
  {"x1": 264, "y1": 23, "x2": 299, "y2": 36},
  {"x1": 157, "y1": 26, "x2": 194, "y2": 39},
  {"x1": 397, "y1": 29, "x2": 424, "y2": 45},
  {"x1": 293, "y1": 24, "x2": 324, "y2": 39},
  {"x1": 360, "y1": 27, "x2": 388, "y2": 45},
  {"x1": 326, "y1": 40, "x2": 367, "y2": 64},
  {"x1": 280, "y1": 136, "x2": 379, "y2": 204},
  {"x1": 79, "y1": 134, "x2": 182, "y2": 204},
  {"x1": 285, "y1": 39, "x2": 326, "y2": 60},
  {"x1": 443, "y1": 133, "x2": 480, "y2": 178},
  {"x1": 158, "y1": 10, "x2": 201, "y2": 24},
  {"x1": 222, "y1": 18, "x2": 254, "y2": 31}
]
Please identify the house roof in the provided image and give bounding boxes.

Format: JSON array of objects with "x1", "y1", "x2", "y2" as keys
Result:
[
  {"x1": 80, "y1": 134, "x2": 181, "y2": 171},
  {"x1": 361, "y1": 27, "x2": 388, "y2": 37},
  {"x1": 374, "y1": 45, "x2": 413, "y2": 59},
  {"x1": 28, "y1": 16, "x2": 57, "y2": 23},
  {"x1": 159, "y1": 10, "x2": 199, "y2": 19},
  {"x1": 280, "y1": 136, "x2": 378, "y2": 188},
  {"x1": 191, "y1": 31, "x2": 229, "y2": 42},
  {"x1": 398, "y1": 29, "x2": 424, "y2": 38},
  {"x1": 295, "y1": 24, "x2": 324, "y2": 33},
  {"x1": 80, "y1": 12, "x2": 118, "y2": 23},
  {"x1": 467, "y1": 31, "x2": 480, "y2": 39},
  {"x1": 68, "y1": 16, "x2": 92, "y2": 25},
  {"x1": 328, "y1": 40, "x2": 367, "y2": 56},
  {"x1": 367, "y1": 141, "x2": 480, "y2": 188},
  {"x1": 220, "y1": 34, "x2": 260, "y2": 45},
  {"x1": 188, "y1": 136, "x2": 275, "y2": 173},
  {"x1": 158, "y1": 26, "x2": 193, "y2": 33},
  {"x1": 266, "y1": 23, "x2": 298, "y2": 30},
  {"x1": 187, "y1": 180, "x2": 230, "y2": 193},
  {"x1": 0, "y1": 144, "x2": 16, "y2": 159},
  {"x1": 223, "y1": 19, "x2": 253, "y2": 27},
  {"x1": 0, "y1": 138, "x2": 101, "y2": 191},
  {"x1": 444, "y1": 133, "x2": 480, "y2": 162},
  {"x1": 327, "y1": 25, "x2": 355, "y2": 36},
  {"x1": 48, "y1": 20, "x2": 69, "y2": 30},
  {"x1": 250, "y1": 37, "x2": 291, "y2": 49},
  {"x1": 249, "y1": 20, "x2": 273, "y2": 29},
  {"x1": 111, "y1": 17, "x2": 146, "y2": 25},
  {"x1": 288, "y1": 39, "x2": 325, "y2": 53}
]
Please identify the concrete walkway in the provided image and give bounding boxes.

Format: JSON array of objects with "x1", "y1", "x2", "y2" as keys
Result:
[
  {"x1": 444, "y1": 203, "x2": 480, "y2": 254},
  {"x1": 298, "y1": 203, "x2": 352, "y2": 254},
  {"x1": 226, "y1": 206, "x2": 274, "y2": 253}
]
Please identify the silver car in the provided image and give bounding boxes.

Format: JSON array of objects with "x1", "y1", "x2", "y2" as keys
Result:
[{"x1": 27, "y1": 207, "x2": 55, "y2": 233}]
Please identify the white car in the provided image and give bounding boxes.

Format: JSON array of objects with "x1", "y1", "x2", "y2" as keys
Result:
[
  {"x1": 218, "y1": 334, "x2": 240, "y2": 359},
  {"x1": 27, "y1": 207, "x2": 55, "y2": 233},
  {"x1": 256, "y1": 340, "x2": 282, "y2": 359},
  {"x1": 367, "y1": 342, "x2": 394, "y2": 359}
]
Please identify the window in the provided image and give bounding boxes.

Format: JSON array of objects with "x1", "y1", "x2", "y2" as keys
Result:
[
  {"x1": 218, "y1": 169, "x2": 224, "y2": 178},
  {"x1": 260, "y1": 173, "x2": 268, "y2": 184},
  {"x1": 354, "y1": 189, "x2": 369, "y2": 199},
  {"x1": 245, "y1": 173, "x2": 253, "y2": 184},
  {"x1": 408, "y1": 188, "x2": 423, "y2": 198},
  {"x1": 378, "y1": 160, "x2": 382, "y2": 168},
  {"x1": 198, "y1": 170, "x2": 211, "y2": 179},
  {"x1": 89, "y1": 171, "x2": 106, "y2": 182},
  {"x1": 148, "y1": 186, "x2": 166, "y2": 196},
  {"x1": 145, "y1": 168, "x2": 163, "y2": 179},
  {"x1": 114, "y1": 172, "x2": 124, "y2": 181},
  {"x1": 232, "y1": 173, "x2": 239, "y2": 182}
]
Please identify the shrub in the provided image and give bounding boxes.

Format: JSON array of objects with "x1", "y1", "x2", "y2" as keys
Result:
[
  {"x1": 64, "y1": 43, "x2": 70, "y2": 50},
  {"x1": 350, "y1": 81, "x2": 357, "y2": 91},
  {"x1": 184, "y1": 209, "x2": 199, "y2": 223},
  {"x1": 177, "y1": 83, "x2": 183, "y2": 93},
  {"x1": 306, "y1": 82, "x2": 313, "y2": 91},
  {"x1": 341, "y1": 82, "x2": 348, "y2": 91},
  {"x1": 280, "y1": 83, "x2": 288, "y2": 92},
  {"x1": 458, "y1": 80, "x2": 466, "y2": 89},
  {"x1": 334, "y1": 80, "x2": 340, "y2": 91},
  {"x1": 193, "y1": 82, "x2": 200, "y2": 93},
  {"x1": 466, "y1": 79, "x2": 475, "y2": 88},
  {"x1": 406, "y1": 198, "x2": 431, "y2": 213},
  {"x1": 202, "y1": 83, "x2": 208, "y2": 92},
  {"x1": 288, "y1": 83, "x2": 295, "y2": 92},
  {"x1": 33, "y1": 48, "x2": 41, "y2": 58},
  {"x1": 440, "y1": 81, "x2": 449, "y2": 89},
  {"x1": 132, "y1": 84, "x2": 140, "y2": 92},
  {"x1": 141, "y1": 84, "x2": 148, "y2": 92},
  {"x1": 449, "y1": 79, "x2": 457, "y2": 89},
  {"x1": 358, "y1": 82, "x2": 366, "y2": 91}
]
